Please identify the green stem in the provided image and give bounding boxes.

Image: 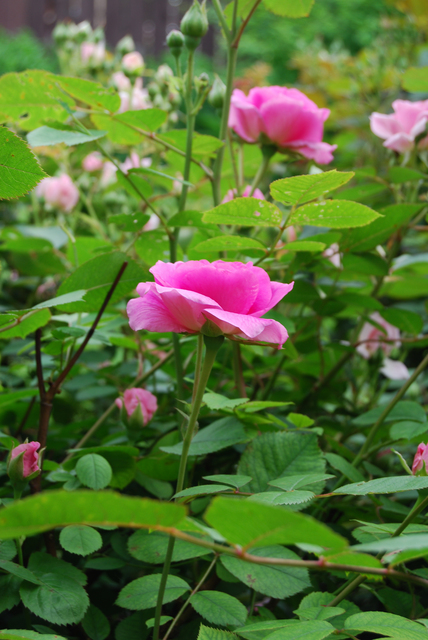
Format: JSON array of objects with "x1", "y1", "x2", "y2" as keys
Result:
[
  {"x1": 13, "y1": 488, "x2": 23, "y2": 566},
  {"x1": 193, "y1": 334, "x2": 204, "y2": 402},
  {"x1": 162, "y1": 555, "x2": 218, "y2": 640},
  {"x1": 152, "y1": 335, "x2": 224, "y2": 640},
  {"x1": 212, "y1": 0, "x2": 232, "y2": 43},
  {"x1": 249, "y1": 152, "x2": 272, "y2": 196},
  {"x1": 232, "y1": 342, "x2": 247, "y2": 397}
]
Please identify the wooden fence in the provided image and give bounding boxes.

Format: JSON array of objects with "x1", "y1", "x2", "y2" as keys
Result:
[{"x1": 0, "y1": 0, "x2": 214, "y2": 57}]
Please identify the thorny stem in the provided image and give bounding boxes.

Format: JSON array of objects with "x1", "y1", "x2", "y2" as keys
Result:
[
  {"x1": 152, "y1": 335, "x2": 224, "y2": 640},
  {"x1": 162, "y1": 555, "x2": 218, "y2": 640}
]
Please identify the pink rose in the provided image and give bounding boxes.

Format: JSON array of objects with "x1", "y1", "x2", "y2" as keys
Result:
[
  {"x1": 122, "y1": 51, "x2": 144, "y2": 73},
  {"x1": 127, "y1": 260, "x2": 294, "y2": 348},
  {"x1": 82, "y1": 152, "x2": 103, "y2": 172},
  {"x1": 357, "y1": 312, "x2": 409, "y2": 380},
  {"x1": 323, "y1": 243, "x2": 342, "y2": 269},
  {"x1": 413, "y1": 443, "x2": 428, "y2": 475},
  {"x1": 120, "y1": 152, "x2": 152, "y2": 174},
  {"x1": 118, "y1": 84, "x2": 150, "y2": 113},
  {"x1": 81, "y1": 41, "x2": 105, "y2": 64},
  {"x1": 115, "y1": 388, "x2": 157, "y2": 425},
  {"x1": 229, "y1": 86, "x2": 337, "y2": 164},
  {"x1": 112, "y1": 71, "x2": 131, "y2": 91},
  {"x1": 370, "y1": 99, "x2": 428, "y2": 153},
  {"x1": 11, "y1": 442, "x2": 41, "y2": 478},
  {"x1": 221, "y1": 185, "x2": 264, "y2": 203},
  {"x1": 36, "y1": 174, "x2": 79, "y2": 212}
]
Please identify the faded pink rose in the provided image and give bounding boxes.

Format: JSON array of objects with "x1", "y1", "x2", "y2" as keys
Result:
[
  {"x1": 229, "y1": 86, "x2": 336, "y2": 164},
  {"x1": 413, "y1": 443, "x2": 428, "y2": 475},
  {"x1": 370, "y1": 100, "x2": 428, "y2": 153},
  {"x1": 357, "y1": 312, "x2": 409, "y2": 381},
  {"x1": 221, "y1": 185, "x2": 264, "y2": 203},
  {"x1": 36, "y1": 174, "x2": 79, "y2": 212},
  {"x1": 127, "y1": 260, "x2": 294, "y2": 348},
  {"x1": 122, "y1": 51, "x2": 144, "y2": 73},
  {"x1": 323, "y1": 243, "x2": 342, "y2": 269},
  {"x1": 82, "y1": 152, "x2": 103, "y2": 172},
  {"x1": 119, "y1": 80, "x2": 150, "y2": 112},
  {"x1": 81, "y1": 41, "x2": 105, "y2": 64},
  {"x1": 11, "y1": 442, "x2": 41, "y2": 477},
  {"x1": 120, "y1": 152, "x2": 152, "y2": 174},
  {"x1": 112, "y1": 71, "x2": 131, "y2": 91},
  {"x1": 115, "y1": 388, "x2": 157, "y2": 425}
]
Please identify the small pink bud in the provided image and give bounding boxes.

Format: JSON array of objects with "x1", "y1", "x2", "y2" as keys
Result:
[
  {"x1": 413, "y1": 443, "x2": 428, "y2": 476},
  {"x1": 82, "y1": 152, "x2": 103, "y2": 172},
  {"x1": 116, "y1": 388, "x2": 158, "y2": 430},
  {"x1": 122, "y1": 51, "x2": 144, "y2": 74}
]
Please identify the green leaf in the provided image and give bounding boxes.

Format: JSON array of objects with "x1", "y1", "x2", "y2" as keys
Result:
[
  {"x1": 0, "y1": 490, "x2": 186, "y2": 539},
  {"x1": 345, "y1": 611, "x2": 428, "y2": 640},
  {"x1": 27, "y1": 125, "x2": 106, "y2": 147},
  {"x1": 334, "y1": 476, "x2": 428, "y2": 495},
  {"x1": 262, "y1": 0, "x2": 314, "y2": 17},
  {"x1": 0, "y1": 127, "x2": 46, "y2": 200},
  {"x1": 203, "y1": 198, "x2": 282, "y2": 227},
  {"x1": 249, "y1": 490, "x2": 315, "y2": 506},
  {"x1": 193, "y1": 235, "x2": 266, "y2": 254},
  {"x1": 161, "y1": 417, "x2": 247, "y2": 456},
  {"x1": 268, "y1": 474, "x2": 334, "y2": 491},
  {"x1": 197, "y1": 625, "x2": 238, "y2": 640},
  {"x1": 158, "y1": 130, "x2": 223, "y2": 158},
  {"x1": 238, "y1": 432, "x2": 326, "y2": 494},
  {"x1": 56, "y1": 251, "x2": 148, "y2": 313},
  {"x1": 295, "y1": 605, "x2": 345, "y2": 621},
  {"x1": 0, "y1": 389, "x2": 38, "y2": 408},
  {"x1": 145, "y1": 616, "x2": 172, "y2": 629},
  {"x1": 174, "y1": 484, "x2": 233, "y2": 498},
  {"x1": 221, "y1": 545, "x2": 310, "y2": 598},
  {"x1": 283, "y1": 241, "x2": 326, "y2": 252},
  {"x1": 388, "y1": 167, "x2": 425, "y2": 184},
  {"x1": 91, "y1": 108, "x2": 167, "y2": 144},
  {"x1": 0, "y1": 559, "x2": 42, "y2": 585},
  {"x1": 341, "y1": 204, "x2": 423, "y2": 253},
  {"x1": 0, "y1": 70, "x2": 73, "y2": 130},
  {"x1": 0, "y1": 632, "x2": 68, "y2": 640},
  {"x1": 203, "y1": 392, "x2": 248, "y2": 411},
  {"x1": 270, "y1": 170, "x2": 354, "y2": 205},
  {"x1": 295, "y1": 591, "x2": 360, "y2": 629},
  {"x1": 59, "y1": 525, "x2": 103, "y2": 556},
  {"x1": 402, "y1": 67, "x2": 428, "y2": 92},
  {"x1": 380, "y1": 308, "x2": 423, "y2": 335},
  {"x1": 0, "y1": 539, "x2": 17, "y2": 561},
  {"x1": 108, "y1": 211, "x2": 150, "y2": 232},
  {"x1": 325, "y1": 453, "x2": 365, "y2": 483},
  {"x1": 116, "y1": 169, "x2": 153, "y2": 199},
  {"x1": 0, "y1": 309, "x2": 51, "y2": 339},
  {"x1": 353, "y1": 401, "x2": 426, "y2": 426},
  {"x1": 203, "y1": 475, "x2": 252, "y2": 489},
  {"x1": 289, "y1": 200, "x2": 381, "y2": 228},
  {"x1": 116, "y1": 574, "x2": 189, "y2": 610},
  {"x1": 191, "y1": 591, "x2": 247, "y2": 627},
  {"x1": 82, "y1": 604, "x2": 110, "y2": 640},
  {"x1": 20, "y1": 553, "x2": 89, "y2": 625},
  {"x1": 115, "y1": 611, "x2": 151, "y2": 640},
  {"x1": 128, "y1": 530, "x2": 209, "y2": 564},
  {"x1": 75, "y1": 454, "x2": 113, "y2": 490},
  {"x1": 57, "y1": 76, "x2": 120, "y2": 113},
  {"x1": 235, "y1": 620, "x2": 299, "y2": 640},
  {"x1": 0, "y1": 575, "x2": 21, "y2": 614},
  {"x1": 205, "y1": 497, "x2": 346, "y2": 550},
  {"x1": 30, "y1": 290, "x2": 87, "y2": 310},
  {"x1": 264, "y1": 620, "x2": 335, "y2": 640},
  {"x1": 390, "y1": 421, "x2": 428, "y2": 441}
]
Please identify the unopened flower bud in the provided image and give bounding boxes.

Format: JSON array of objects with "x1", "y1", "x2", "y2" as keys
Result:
[
  {"x1": 53, "y1": 22, "x2": 71, "y2": 45},
  {"x1": 115, "y1": 389, "x2": 157, "y2": 440},
  {"x1": 181, "y1": 0, "x2": 208, "y2": 49},
  {"x1": 166, "y1": 29, "x2": 185, "y2": 58},
  {"x1": 75, "y1": 20, "x2": 92, "y2": 43},
  {"x1": 156, "y1": 64, "x2": 174, "y2": 85},
  {"x1": 93, "y1": 27, "x2": 104, "y2": 43},
  {"x1": 116, "y1": 35, "x2": 136, "y2": 56},
  {"x1": 208, "y1": 75, "x2": 226, "y2": 109},
  {"x1": 122, "y1": 51, "x2": 144, "y2": 76},
  {"x1": 7, "y1": 441, "x2": 42, "y2": 493},
  {"x1": 413, "y1": 443, "x2": 428, "y2": 476}
]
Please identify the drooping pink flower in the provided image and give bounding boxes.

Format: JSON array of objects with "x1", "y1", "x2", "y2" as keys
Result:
[
  {"x1": 413, "y1": 443, "x2": 428, "y2": 475},
  {"x1": 370, "y1": 99, "x2": 428, "y2": 153},
  {"x1": 82, "y1": 152, "x2": 103, "y2": 172},
  {"x1": 357, "y1": 312, "x2": 409, "y2": 380},
  {"x1": 122, "y1": 51, "x2": 144, "y2": 73},
  {"x1": 127, "y1": 260, "x2": 294, "y2": 348},
  {"x1": 229, "y1": 86, "x2": 337, "y2": 164},
  {"x1": 221, "y1": 185, "x2": 265, "y2": 203},
  {"x1": 36, "y1": 174, "x2": 79, "y2": 212},
  {"x1": 115, "y1": 388, "x2": 157, "y2": 425},
  {"x1": 11, "y1": 442, "x2": 41, "y2": 478}
]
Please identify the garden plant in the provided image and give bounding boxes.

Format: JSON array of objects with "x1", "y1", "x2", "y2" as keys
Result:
[{"x1": 1, "y1": 1, "x2": 428, "y2": 639}]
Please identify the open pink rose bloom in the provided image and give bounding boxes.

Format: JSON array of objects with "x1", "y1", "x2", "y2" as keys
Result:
[
  {"x1": 370, "y1": 99, "x2": 428, "y2": 153},
  {"x1": 116, "y1": 388, "x2": 157, "y2": 424},
  {"x1": 229, "y1": 86, "x2": 337, "y2": 164},
  {"x1": 127, "y1": 260, "x2": 294, "y2": 348},
  {"x1": 11, "y1": 442, "x2": 41, "y2": 478}
]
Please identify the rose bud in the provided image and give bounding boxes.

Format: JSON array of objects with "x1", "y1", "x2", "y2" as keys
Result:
[
  {"x1": 7, "y1": 441, "x2": 42, "y2": 495},
  {"x1": 413, "y1": 443, "x2": 428, "y2": 476},
  {"x1": 180, "y1": 0, "x2": 208, "y2": 50},
  {"x1": 116, "y1": 388, "x2": 158, "y2": 438}
]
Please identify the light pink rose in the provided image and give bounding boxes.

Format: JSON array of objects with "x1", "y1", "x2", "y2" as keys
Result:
[
  {"x1": 229, "y1": 86, "x2": 337, "y2": 164},
  {"x1": 370, "y1": 99, "x2": 428, "y2": 153},
  {"x1": 380, "y1": 358, "x2": 410, "y2": 381},
  {"x1": 323, "y1": 243, "x2": 342, "y2": 269},
  {"x1": 11, "y1": 442, "x2": 41, "y2": 477},
  {"x1": 82, "y1": 152, "x2": 103, "y2": 172},
  {"x1": 127, "y1": 260, "x2": 294, "y2": 348},
  {"x1": 357, "y1": 312, "x2": 400, "y2": 360},
  {"x1": 122, "y1": 51, "x2": 144, "y2": 73},
  {"x1": 81, "y1": 41, "x2": 105, "y2": 64},
  {"x1": 120, "y1": 152, "x2": 152, "y2": 174},
  {"x1": 115, "y1": 388, "x2": 157, "y2": 425},
  {"x1": 36, "y1": 174, "x2": 79, "y2": 212},
  {"x1": 413, "y1": 443, "x2": 428, "y2": 475},
  {"x1": 112, "y1": 71, "x2": 131, "y2": 91},
  {"x1": 221, "y1": 185, "x2": 265, "y2": 203},
  {"x1": 118, "y1": 82, "x2": 150, "y2": 113}
]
